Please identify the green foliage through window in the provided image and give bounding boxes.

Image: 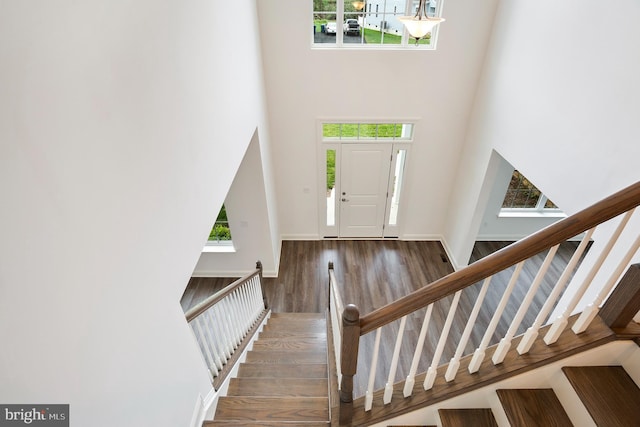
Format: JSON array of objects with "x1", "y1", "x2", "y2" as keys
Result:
[
  {"x1": 326, "y1": 150, "x2": 336, "y2": 191},
  {"x1": 502, "y1": 171, "x2": 558, "y2": 210},
  {"x1": 322, "y1": 122, "x2": 413, "y2": 140},
  {"x1": 208, "y1": 205, "x2": 232, "y2": 242}
]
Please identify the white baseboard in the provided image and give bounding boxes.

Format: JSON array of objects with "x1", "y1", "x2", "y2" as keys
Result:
[
  {"x1": 280, "y1": 234, "x2": 321, "y2": 240},
  {"x1": 190, "y1": 388, "x2": 214, "y2": 427},
  {"x1": 439, "y1": 238, "x2": 463, "y2": 271},
  {"x1": 191, "y1": 269, "x2": 278, "y2": 278},
  {"x1": 476, "y1": 233, "x2": 584, "y2": 242},
  {"x1": 398, "y1": 234, "x2": 462, "y2": 271},
  {"x1": 399, "y1": 234, "x2": 443, "y2": 241}
]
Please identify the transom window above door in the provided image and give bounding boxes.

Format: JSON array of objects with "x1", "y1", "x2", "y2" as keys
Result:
[
  {"x1": 322, "y1": 122, "x2": 414, "y2": 140},
  {"x1": 312, "y1": 0, "x2": 445, "y2": 49},
  {"x1": 319, "y1": 120, "x2": 413, "y2": 238}
]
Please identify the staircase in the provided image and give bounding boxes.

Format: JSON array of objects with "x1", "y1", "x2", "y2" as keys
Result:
[
  {"x1": 201, "y1": 310, "x2": 640, "y2": 426},
  {"x1": 205, "y1": 313, "x2": 330, "y2": 426},
  {"x1": 381, "y1": 362, "x2": 640, "y2": 426}
]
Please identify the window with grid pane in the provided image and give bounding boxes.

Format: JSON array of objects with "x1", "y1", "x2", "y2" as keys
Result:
[
  {"x1": 502, "y1": 170, "x2": 559, "y2": 211},
  {"x1": 312, "y1": 0, "x2": 444, "y2": 49}
]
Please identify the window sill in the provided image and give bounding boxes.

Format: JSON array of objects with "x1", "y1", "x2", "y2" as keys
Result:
[
  {"x1": 499, "y1": 210, "x2": 567, "y2": 219},
  {"x1": 202, "y1": 242, "x2": 236, "y2": 253}
]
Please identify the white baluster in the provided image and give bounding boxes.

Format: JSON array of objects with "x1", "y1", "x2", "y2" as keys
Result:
[
  {"x1": 232, "y1": 290, "x2": 246, "y2": 341},
  {"x1": 237, "y1": 286, "x2": 251, "y2": 333},
  {"x1": 223, "y1": 296, "x2": 242, "y2": 347},
  {"x1": 544, "y1": 209, "x2": 635, "y2": 345},
  {"x1": 383, "y1": 316, "x2": 407, "y2": 404},
  {"x1": 192, "y1": 318, "x2": 219, "y2": 377},
  {"x1": 572, "y1": 232, "x2": 640, "y2": 333},
  {"x1": 204, "y1": 309, "x2": 225, "y2": 370},
  {"x1": 245, "y1": 284, "x2": 255, "y2": 328},
  {"x1": 424, "y1": 290, "x2": 461, "y2": 390},
  {"x1": 365, "y1": 328, "x2": 382, "y2": 411},
  {"x1": 517, "y1": 229, "x2": 595, "y2": 354},
  {"x1": 248, "y1": 278, "x2": 260, "y2": 320},
  {"x1": 203, "y1": 313, "x2": 223, "y2": 374},
  {"x1": 250, "y1": 279, "x2": 262, "y2": 321},
  {"x1": 469, "y1": 261, "x2": 524, "y2": 373},
  {"x1": 216, "y1": 301, "x2": 235, "y2": 356},
  {"x1": 445, "y1": 277, "x2": 491, "y2": 382},
  {"x1": 404, "y1": 304, "x2": 433, "y2": 397},
  {"x1": 329, "y1": 297, "x2": 342, "y2": 385},
  {"x1": 493, "y1": 245, "x2": 559, "y2": 365},
  {"x1": 251, "y1": 277, "x2": 263, "y2": 318}
]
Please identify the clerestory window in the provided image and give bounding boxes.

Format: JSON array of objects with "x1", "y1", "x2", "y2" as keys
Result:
[
  {"x1": 312, "y1": 0, "x2": 445, "y2": 49},
  {"x1": 322, "y1": 122, "x2": 414, "y2": 140}
]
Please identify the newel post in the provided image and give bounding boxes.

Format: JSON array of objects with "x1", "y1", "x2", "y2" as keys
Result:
[
  {"x1": 340, "y1": 304, "x2": 360, "y2": 404},
  {"x1": 599, "y1": 263, "x2": 640, "y2": 329},
  {"x1": 256, "y1": 260, "x2": 269, "y2": 309}
]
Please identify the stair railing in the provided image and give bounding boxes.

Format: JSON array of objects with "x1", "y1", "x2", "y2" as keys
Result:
[
  {"x1": 185, "y1": 261, "x2": 269, "y2": 390},
  {"x1": 334, "y1": 180, "x2": 640, "y2": 420}
]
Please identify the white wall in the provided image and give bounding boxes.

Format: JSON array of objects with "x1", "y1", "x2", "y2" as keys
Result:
[
  {"x1": 445, "y1": 0, "x2": 640, "y2": 309},
  {"x1": 193, "y1": 130, "x2": 280, "y2": 277},
  {"x1": 258, "y1": 0, "x2": 500, "y2": 240},
  {"x1": 0, "y1": 1, "x2": 271, "y2": 426}
]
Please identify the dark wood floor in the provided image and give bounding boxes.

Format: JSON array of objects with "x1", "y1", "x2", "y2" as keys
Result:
[
  {"x1": 182, "y1": 240, "x2": 455, "y2": 314},
  {"x1": 182, "y1": 240, "x2": 586, "y2": 397}
]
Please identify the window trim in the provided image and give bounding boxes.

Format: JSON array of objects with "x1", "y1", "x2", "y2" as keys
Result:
[{"x1": 202, "y1": 241, "x2": 236, "y2": 253}]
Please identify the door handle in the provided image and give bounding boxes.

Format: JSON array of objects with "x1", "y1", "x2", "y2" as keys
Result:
[{"x1": 342, "y1": 198, "x2": 349, "y2": 202}]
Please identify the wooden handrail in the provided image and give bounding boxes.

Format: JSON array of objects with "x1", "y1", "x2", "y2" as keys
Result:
[
  {"x1": 185, "y1": 261, "x2": 264, "y2": 322},
  {"x1": 360, "y1": 180, "x2": 640, "y2": 335}
]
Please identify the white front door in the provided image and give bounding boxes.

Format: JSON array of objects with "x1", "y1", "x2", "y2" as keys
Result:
[{"x1": 339, "y1": 144, "x2": 393, "y2": 237}]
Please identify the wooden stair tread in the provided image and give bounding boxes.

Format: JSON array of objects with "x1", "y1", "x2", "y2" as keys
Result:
[
  {"x1": 258, "y1": 331, "x2": 327, "y2": 339},
  {"x1": 211, "y1": 312, "x2": 329, "y2": 425},
  {"x1": 264, "y1": 316, "x2": 326, "y2": 328},
  {"x1": 262, "y1": 324, "x2": 326, "y2": 334},
  {"x1": 257, "y1": 334, "x2": 327, "y2": 342},
  {"x1": 251, "y1": 337, "x2": 327, "y2": 352},
  {"x1": 562, "y1": 366, "x2": 640, "y2": 426},
  {"x1": 245, "y1": 350, "x2": 327, "y2": 364},
  {"x1": 264, "y1": 318, "x2": 326, "y2": 325},
  {"x1": 215, "y1": 397, "x2": 328, "y2": 422},
  {"x1": 266, "y1": 315, "x2": 325, "y2": 323},
  {"x1": 227, "y1": 377, "x2": 328, "y2": 397},
  {"x1": 496, "y1": 388, "x2": 573, "y2": 427},
  {"x1": 269, "y1": 312, "x2": 325, "y2": 319},
  {"x1": 205, "y1": 422, "x2": 329, "y2": 426},
  {"x1": 438, "y1": 408, "x2": 498, "y2": 427},
  {"x1": 237, "y1": 363, "x2": 328, "y2": 378}
]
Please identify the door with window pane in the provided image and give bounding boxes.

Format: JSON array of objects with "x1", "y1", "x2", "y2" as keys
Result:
[{"x1": 339, "y1": 144, "x2": 393, "y2": 237}]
